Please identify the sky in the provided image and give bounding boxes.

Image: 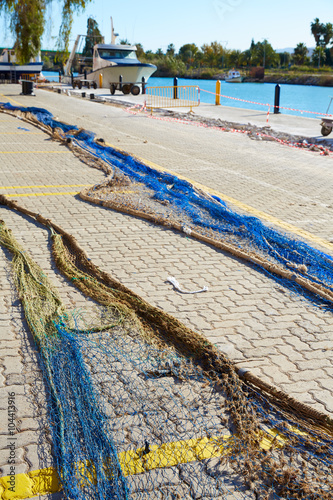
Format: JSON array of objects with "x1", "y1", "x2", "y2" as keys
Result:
[{"x1": 0, "y1": 0, "x2": 332, "y2": 53}]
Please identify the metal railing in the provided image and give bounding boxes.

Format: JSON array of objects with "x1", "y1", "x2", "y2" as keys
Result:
[{"x1": 146, "y1": 86, "x2": 200, "y2": 112}]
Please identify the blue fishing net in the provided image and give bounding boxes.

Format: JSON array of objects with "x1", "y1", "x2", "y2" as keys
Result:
[
  {"x1": 1, "y1": 103, "x2": 333, "y2": 500},
  {"x1": 2, "y1": 102, "x2": 332, "y2": 300}
]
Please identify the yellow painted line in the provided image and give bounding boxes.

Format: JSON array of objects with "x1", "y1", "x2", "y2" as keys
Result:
[
  {"x1": 104, "y1": 141, "x2": 333, "y2": 254},
  {"x1": 0, "y1": 184, "x2": 91, "y2": 190},
  {"x1": 0, "y1": 430, "x2": 282, "y2": 499},
  {"x1": 5, "y1": 192, "x2": 79, "y2": 198},
  {"x1": 0, "y1": 93, "x2": 25, "y2": 107},
  {"x1": 1, "y1": 101, "x2": 330, "y2": 253},
  {"x1": 0, "y1": 151, "x2": 71, "y2": 154}
]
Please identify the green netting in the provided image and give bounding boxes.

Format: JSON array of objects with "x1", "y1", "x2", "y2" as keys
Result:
[
  {"x1": 1, "y1": 102, "x2": 333, "y2": 499},
  {"x1": 1, "y1": 216, "x2": 333, "y2": 500}
]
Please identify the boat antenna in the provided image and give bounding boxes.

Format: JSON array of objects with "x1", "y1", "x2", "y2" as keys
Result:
[{"x1": 111, "y1": 17, "x2": 119, "y2": 44}]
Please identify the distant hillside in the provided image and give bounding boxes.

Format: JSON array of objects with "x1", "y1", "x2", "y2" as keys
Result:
[{"x1": 277, "y1": 47, "x2": 315, "y2": 56}]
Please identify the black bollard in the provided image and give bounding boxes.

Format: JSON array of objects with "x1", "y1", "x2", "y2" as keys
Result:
[
  {"x1": 142, "y1": 76, "x2": 146, "y2": 95},
  {"x1": 274, "y1": 84, "x2": 281, "y2": 114},
  {"x1": 173, "y1": 77, "x2": 178, "y2": 99},
  {"x1": 119, "y1": 75, "x2": 123, "y2": 91}
]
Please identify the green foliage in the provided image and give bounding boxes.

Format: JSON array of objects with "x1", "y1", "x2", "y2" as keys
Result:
[
  {"x1": 311, "y1": 18, "x2": 333, "y2": 48},
  {"x1": 178, "y1": 43, "x2": 199, "y2": 63},
  {"x1": 82, "y1": 17, "x2": 103, "y2": 58},
  {"x1": 135, "y1": 43, "x2": 145, "y2": 58},
  {"x1": 293, "y1": 43, "x2": 309, "y2": 66},
  {"x1": 278, "y1": 51, "x2": 291, "y2": 67},
  {"x1": 312, "y1": 45, "x2": 326, "y2": 67},
  {"x1": 0, "y1": 0, "x2": 91, "y2": 63},
  {"x1": 153, "y1": 55, "x2": 186, "y2": 77},
  {"x1": 228, "y1": 49, "x2": 242, "y2": 67},
  {"x1": 250, "y1": 39, "x2": 279, "y2": 67},
  {"x1": 166, "y1": 43, "x2": 175, "y2": 56},
  {"x1": 0, "y1": 0, "x2": 45, "y2": 63},
  {"x1": 201, "y1": 41, "x2": 223, "y2": 67}
]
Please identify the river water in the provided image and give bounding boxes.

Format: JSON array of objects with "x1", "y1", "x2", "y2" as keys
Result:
[{"x1": 43, "y1": 71, "x2": 333, "y2": 118}]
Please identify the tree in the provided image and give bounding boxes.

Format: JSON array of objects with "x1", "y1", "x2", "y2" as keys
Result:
[
  {"x1": 239, "y1": 49, "x2": 253, "y2": 67},
  {"x1": 323, "y1": 23, "x2": 333, "y2": 46},
  {"x1": 251, "y1": 40, "x2": 279, "y2": 67},
  {"x1": 178, "y1": 43, "x2": 198, "y2": 63},
  {"x1": 201, "y1": 41, "x2": 223, "y2": 67},
  {"x1": 228, "y1": 49, "x2": 241, "y2": 67},
  {"x1": 293, "y1": 43, "x2": 308, "y2": 65},
  {"x1": 82, "y1": 17, "x2": 103, "y2": 58},
  {"x1": 312, "y1": 46, "x2": 326, "y2": 67},
  {"x1": 310, "y1": 18, "x2": 332, "y2": 48},
  {"x1": 311, "y1": 18, "x2": 325, "y2": 46},
  {"x1": 166, "y1": 43, "x2": 176, "y2": 56},
  {"x1": 119, "y1": 38, "x2": 130, "y2": 45},
  {"x1": 0, "y1": 0, "x2": 90, "y2": 63},
  {"x1": 134, "y1": 43, "x2": 144, "y2": 58},
  {"x1": 279, "y1": 51, "x2": 291, "y2": 67}
]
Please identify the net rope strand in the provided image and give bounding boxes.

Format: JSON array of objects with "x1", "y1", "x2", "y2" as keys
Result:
[
  {"x1": 1, "y1": 104, "x2": 333, "y2": 498},
  {"x1": 1, "y1": 196, "x2": 333, "y2": 432},
  {"x1": 1, "y1": 214, "x2": 333, "y2": 499},
  {"x1": 1, "y1": 103, "x2": 333, "y2": 310},
  {"x1": 0, "y1": 222, "x2": 130, "y2": 500}
]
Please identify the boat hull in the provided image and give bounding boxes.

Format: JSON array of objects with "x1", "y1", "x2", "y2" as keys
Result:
[
  {"x1": 86, "y1": 63, "x2": 156, "y2": 87},
  {"x1": 225, "y1": 76, "x2": 243, "y2": 83},
  {"x1": 0, "y1": 62, "x2": 43, "y2": 80}
]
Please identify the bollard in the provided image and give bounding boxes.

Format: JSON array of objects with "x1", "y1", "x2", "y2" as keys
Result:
[
  {"x1": 99, "y1": 73, "x2": 103, "y2": 88},
  {"x1": 142, "y1": 76, "x2": 146, "y2": 95},
  {"x1": 274, "y1": 84, "x2": 280, "y2": 114},
  {"x1": 173, "y1": 77, "x2": 178, "y2": 99},
  {"x1": 82, "y1": 92, "x2": 86, "y2": 98},
  {"x1": 119, "y1": 75, "x2": 123, "y2": 91},
  {"x1": 215, "y1": 80, "x2": 221, "y2": 105},
  {"x1": 90, "y1": 93, "x2": 95, "y2": 100}
]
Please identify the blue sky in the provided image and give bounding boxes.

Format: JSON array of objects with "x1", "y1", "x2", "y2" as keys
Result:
[{"x1": 0, "y1": 0, "x2": 332, "y2": 52}]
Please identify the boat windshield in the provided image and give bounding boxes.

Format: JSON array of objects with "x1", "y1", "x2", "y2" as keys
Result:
[{"x1": 98, "y1": 49, "x2": 137, "y2": 60}]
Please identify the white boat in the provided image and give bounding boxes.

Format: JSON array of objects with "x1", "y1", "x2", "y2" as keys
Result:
[
  {"x1": 225, "y1": 69, "x2": 243, "y2": 83},
  {"x1": 64, "y1": 18, "x2": 156, "y2": 95},
  {"x1": 0, "y1": 48, "x2": 43, "y2": 82}
]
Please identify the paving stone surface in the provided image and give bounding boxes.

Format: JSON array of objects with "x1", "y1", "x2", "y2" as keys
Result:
[{"x1": 0, "y1": 85, "x2": 333, "y2": 498}]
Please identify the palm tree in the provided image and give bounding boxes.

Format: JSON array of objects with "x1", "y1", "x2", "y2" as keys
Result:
[
  {"x1": 323, "y1": 23, "x2": 333, "y2": 46},
  {"x1": 293, "y1": 43, "x2": 308, "y2": 65},
  {"x1": 311, "y1": 18, "x2": 324, "y2": 46}
]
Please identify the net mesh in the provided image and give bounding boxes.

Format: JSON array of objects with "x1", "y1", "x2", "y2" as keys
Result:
[
  {"x1": 1, "y1": 103, "x2": 333, "y2": 499},
  {"x1": 2, "y1": 101, "x2": 333, "y2": 307},
  {"x1": 1, "y1": 213, "x2": 333, "y2": 500}
]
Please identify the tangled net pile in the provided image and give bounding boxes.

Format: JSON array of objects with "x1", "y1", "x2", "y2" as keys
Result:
[
  {"x1": 1, "y1": 103, "x2": 333, "y2": 499},
  {"x1": 1, "y1": 102, "x2": 333, "y2": 307},
  {"x1": 1, "y1": 205, "x2": 333, "y2": 500}
]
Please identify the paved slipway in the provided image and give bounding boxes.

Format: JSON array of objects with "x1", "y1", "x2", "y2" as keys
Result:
[{"x1": 0, "y1": 83, "x2": 333, "y2": 498}]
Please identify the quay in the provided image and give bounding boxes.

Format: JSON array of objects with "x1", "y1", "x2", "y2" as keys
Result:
[{"x1": 0, "y1": 83, "x2": 332, "y2": 499}]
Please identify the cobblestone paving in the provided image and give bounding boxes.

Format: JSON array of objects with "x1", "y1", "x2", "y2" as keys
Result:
[{"x1": 0, "y1": 87, "x2": 333, "y2": 498}]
